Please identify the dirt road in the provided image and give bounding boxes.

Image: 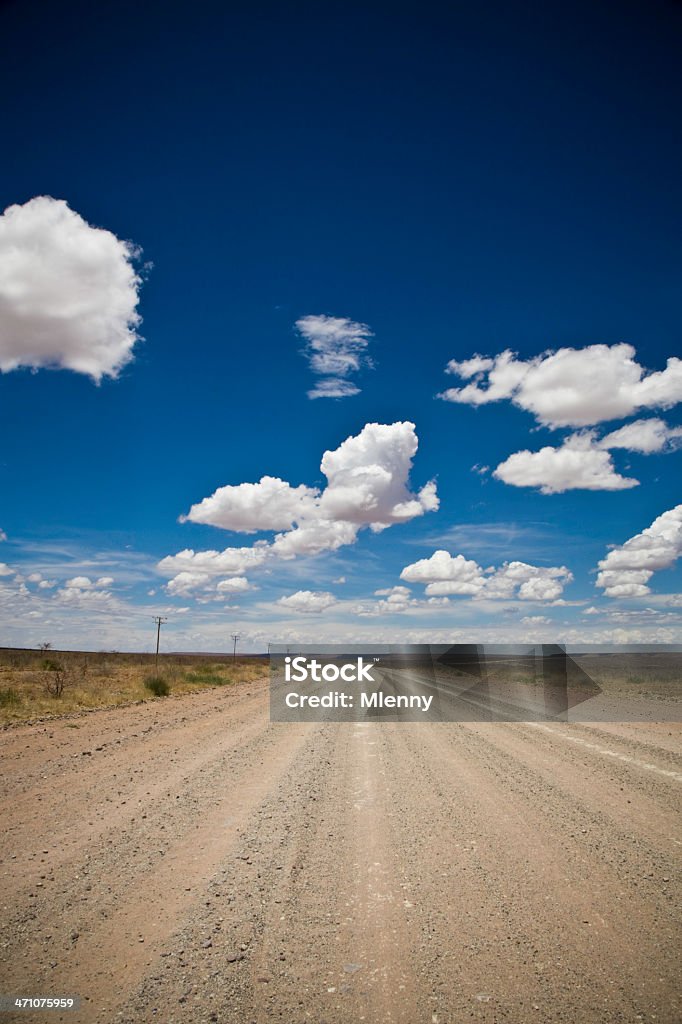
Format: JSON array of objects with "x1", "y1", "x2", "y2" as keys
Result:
[{"x1": 0, "y1": 679, "x2": 680, "y2": 1023}]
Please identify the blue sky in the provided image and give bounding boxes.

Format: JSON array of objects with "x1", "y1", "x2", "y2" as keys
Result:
[{"x1": 0, "y1": 0, "x2": 681, "y2": 651}]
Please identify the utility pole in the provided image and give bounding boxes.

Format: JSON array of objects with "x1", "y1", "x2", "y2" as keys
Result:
[
  {"x1": 231, "y1": 633, "x2": 241, "y2": 660},
  {"x1": 153, "y1": 616, "x2": 168, "y2": 670}
]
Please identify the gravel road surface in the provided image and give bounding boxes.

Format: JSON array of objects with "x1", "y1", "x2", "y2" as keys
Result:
[{"x1": 1, "y1": 678, "x2": 679, "y2": 1023}]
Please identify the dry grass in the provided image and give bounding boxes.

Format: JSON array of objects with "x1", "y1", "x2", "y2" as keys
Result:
[
  {"x1": 0, "y1": 648, "x2": 267, "y2": 725},
  {"x1": 572, "y1": 653, "x2": 682, "y2": 699}
]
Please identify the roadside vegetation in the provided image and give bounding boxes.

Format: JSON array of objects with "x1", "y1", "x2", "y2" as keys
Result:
[
  {"x1": 0, "y1": 648, "x2": 266, "y2": 724},
  {"x1": 572, "y1": 652, "x2": 682, "y2": 699}
]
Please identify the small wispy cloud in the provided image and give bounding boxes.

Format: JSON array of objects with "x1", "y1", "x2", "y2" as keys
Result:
[
  {"x1": 6, "y1": 538, "x2": 158, "y2": 587},
  {"x1": 295, "y1": 314, "x2": 373, "y2": 399},
  {"x1": 277, "y1": 590, "x2": 338, "y2": 613},
  {"x1": 411, "y1": 521, "x2": 557, "y2": 558}
]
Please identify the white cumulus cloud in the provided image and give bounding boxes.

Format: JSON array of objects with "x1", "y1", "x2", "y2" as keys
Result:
[
  {"x1": 296, "y1": 314, "x2": 373, "y2": 399},
  {"x1": 64, "y1": 576, "x2": 93, "y2": 589},
  {"x1": 401, "y1": 551, "x2": 485, "y2": 595},
  {"x1": 158, "y1": 545, "x2": 270, "y2": 580},
  {"x1": 215, "y1": 576, "x2": 252, "y2": 594},
  {"x1": 484, "y1": 562, "x2": 572, "y2": 602},
  {"x1": 166, "y1": 571, "x2": 212, "y2": 597},
  {"x1": 182, "y1": 476, "x2": 319, "y2": 533},
  {"x1": 493, "y1": 432, "x2": 639, "y2": 494},
  {"x1": 439, "y1": 344, "x2": 682, "y2": 428},
  {"x1": 54, "y1": 575, "x2": 120, "y2": 611},
  {"x1": 63, "y1": 575, "x2": 113, "y2": 589},
  {"x1": 55, "y1": 586, "x2": 118, "y2": 610},
  {"x1": 318, "y1": 423, "x2": 438, "y2": 525},
  {"x1": 166, "y1": 572, "x2": 253, "y2": 599},
  {"x1": 0, "y1": 196, "x2": 144, "y2": 381},
  {"x1": 364, "y1": 585, "x2": 418, "y2": 615},
  {"x1": 277, "y1": 590, "x2": 338, "y2": 613},
  {"x1": 159, "y1": 423, "x2": 437, "y2": 600},
  {"x1": 273, "y1": 423, "x2": 437, "y2": 557},
  {"x1": 171, "y1": 422, "x2": 438, "y2": 568},
  {"x1": 492, "y1": 414, "x2": 682, "y2": 494},
  {"x1": 599, "y1": 418, "x2": 682, "y2": 454},
  {"x1": 401, "y1": 550, "x2": 572, "y2": 602},
  {"x1": 271, "y1": 519, "x2": 359, "y2": 559},
  {"x1": 596, "y1": 505, "x2": 682, "y2": 598}
]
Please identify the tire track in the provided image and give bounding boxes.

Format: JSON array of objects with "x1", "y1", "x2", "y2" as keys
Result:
[{"x1": 382, "y1": 722, "x2": 680, "y2": 1023}]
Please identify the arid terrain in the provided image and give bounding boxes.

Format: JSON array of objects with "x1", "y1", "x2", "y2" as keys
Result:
[
  {"x1": 0, "y1": 674, "x2": 680, "y2": 1023},
  {"x1": 0, "y1": 649, "x2": 265, "y2": 724}
]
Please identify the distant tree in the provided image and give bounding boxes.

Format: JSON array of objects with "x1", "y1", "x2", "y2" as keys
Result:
[{"x1": 38, "y1": 641, "x2": 53, "y2": 654}]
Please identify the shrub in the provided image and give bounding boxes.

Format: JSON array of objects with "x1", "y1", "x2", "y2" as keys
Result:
[
  {"x1": 144, "y1": 676, "x2": 170, "y2": 697},
  {"x1": 184, "y1": 669, "x2": 225, "y2": 685},
  {"x1": 43, "y1": 662, "x2": 67, "y2": 698},
  {"x1": 0, "y1": 688, "x2": 20, "y2": 707},
  {"x1": 41, "y1": 658, "x2": 63, "y2": 671}
]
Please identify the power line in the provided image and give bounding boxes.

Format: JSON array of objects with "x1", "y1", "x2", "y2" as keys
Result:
[{"x1": 231, "y1": 633, "x2": 241, "y2": 660}]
